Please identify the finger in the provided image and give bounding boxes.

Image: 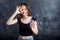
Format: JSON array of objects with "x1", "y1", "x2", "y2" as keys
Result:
[
  {"x1": 30, "y1": 20, "x2": 34, "y2": 25},
  {"x1": 30, "y1": 22, "x2": 34, "y2": 27},
  {"x1": 31, "y1": 21, "x2": 34, "y2": 24},
  {"x1": 31, "y1": 22, "x2": 35, "y2": 27},
  {"x1": 16, "y1": 5, "x2": 18, "y2": 9},
  {"x1": 30, "y1": 25, "x2": 34, "y2": 28}
]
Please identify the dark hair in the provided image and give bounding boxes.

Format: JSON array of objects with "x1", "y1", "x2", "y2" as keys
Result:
[{"x1": 19, "y1": 3, "x2": 31, "y2": 18}]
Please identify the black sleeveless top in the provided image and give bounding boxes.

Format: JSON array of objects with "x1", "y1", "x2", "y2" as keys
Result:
[{"x1": 17, "y1": 16, "x2": 37, "y2": 36}]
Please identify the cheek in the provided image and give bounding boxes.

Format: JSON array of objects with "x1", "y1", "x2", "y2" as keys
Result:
[{"x1": 25, "y1": 10, "x2": 28, "y2": 13}]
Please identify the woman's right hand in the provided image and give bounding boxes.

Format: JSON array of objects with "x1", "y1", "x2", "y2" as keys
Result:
[{"x1": 15, "y1": 6, "x2": 21, "y2": 14}]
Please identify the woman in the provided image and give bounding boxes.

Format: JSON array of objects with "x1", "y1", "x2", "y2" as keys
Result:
[{"x1": 6, "y1": 3, "x2": 38, "y2": 40}]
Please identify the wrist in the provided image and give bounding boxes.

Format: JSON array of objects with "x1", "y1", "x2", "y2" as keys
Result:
[{"x1": 14, "y1": 12, "x2": 17, "y2": 15}]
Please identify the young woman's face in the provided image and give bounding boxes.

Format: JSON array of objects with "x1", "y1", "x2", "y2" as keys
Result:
[{"x1": 19, "y1": 5, "x2": 28, "y2": 15}]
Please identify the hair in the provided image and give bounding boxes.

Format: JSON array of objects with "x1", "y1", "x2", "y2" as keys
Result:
[{"x1": 19, "y1": 3, "x2": 31, "y2": 18}]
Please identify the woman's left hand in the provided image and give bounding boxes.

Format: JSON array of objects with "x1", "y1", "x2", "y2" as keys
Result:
[
  {"x1": 30, "y1": 20, "x2": 35, "y2": 28},
  {"x1": 30, "y1": 20, "x2": 38, "y2": 35}
]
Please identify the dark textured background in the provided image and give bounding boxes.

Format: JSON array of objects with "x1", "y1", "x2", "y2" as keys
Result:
[{"x1": 0, "y1": 0, "x2": 60, "y2": 40}]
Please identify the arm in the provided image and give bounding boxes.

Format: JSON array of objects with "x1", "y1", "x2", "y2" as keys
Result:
[
  {"x1": 30, "y1": 20, "x2": 38, "y2": 35},
  {"x1": 6, "y1": 6, "x2": 20, "y2": 25}
]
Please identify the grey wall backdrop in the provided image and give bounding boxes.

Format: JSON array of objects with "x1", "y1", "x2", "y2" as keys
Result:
[{"x1": 0, "y1": 0, "x2": 60, "y2": 40}]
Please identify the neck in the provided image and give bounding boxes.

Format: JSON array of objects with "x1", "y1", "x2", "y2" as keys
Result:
[{"x1": 23, "y1": 15, "x2": 28, "y2": 19}]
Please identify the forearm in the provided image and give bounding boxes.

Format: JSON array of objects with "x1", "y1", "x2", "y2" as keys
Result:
[
  {"x1": 7, "y1": 12, "x2": 17, "y2": 23},
  {"x1": 6, "y1": 6, "x2": 21, "y2": 25},
  {"x1": 31, "y1": 26, "x2": 38, "y2": 35}
]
